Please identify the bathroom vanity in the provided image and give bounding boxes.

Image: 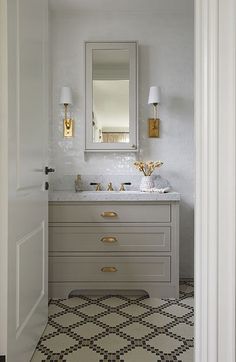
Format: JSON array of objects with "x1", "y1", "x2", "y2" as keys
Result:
[{"x1": 48, "y1": 191, "x2": 180, "y2": 298}]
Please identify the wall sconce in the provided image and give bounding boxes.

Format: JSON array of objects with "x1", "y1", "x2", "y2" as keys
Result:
[
  {"x1": 60, "y1": 86, "x2": 74, "y2": 137},
  {"x1": 148, "y1": 86, "x2": 161, "y2": 138}
]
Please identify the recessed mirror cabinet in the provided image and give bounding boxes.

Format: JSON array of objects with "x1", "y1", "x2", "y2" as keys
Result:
[{"x1": 85, "y1": 42, "x2": 138, "y2": 151}]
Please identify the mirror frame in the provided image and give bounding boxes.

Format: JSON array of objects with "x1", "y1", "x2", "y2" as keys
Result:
[{"x1": 85, "y1": 41, "x2": 138, "y2": 152}]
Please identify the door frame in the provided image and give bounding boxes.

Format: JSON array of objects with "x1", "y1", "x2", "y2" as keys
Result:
[
  {"x1": 0, "y1": 0, "x2": 8, "y2": 357},
  {"x1": 0, "y1": 0, "x2": 236, "y2": 360},
  {"x1": 195, "y1": 0, "x2": 235, "y2": 360}
]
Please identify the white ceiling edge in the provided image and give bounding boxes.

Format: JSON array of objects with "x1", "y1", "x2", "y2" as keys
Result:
[{"x1": 49, "y1": 0, "x2": 194, "y2": 14}]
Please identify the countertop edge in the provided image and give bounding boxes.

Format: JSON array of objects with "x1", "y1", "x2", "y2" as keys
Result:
[{"x1": 48, "y1": 191, "x2": 181, "y2": 202}]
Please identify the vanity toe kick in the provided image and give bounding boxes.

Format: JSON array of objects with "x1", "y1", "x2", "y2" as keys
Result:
[{"x1": 49, "y1": 201, "x2": 179, "y2": 298}]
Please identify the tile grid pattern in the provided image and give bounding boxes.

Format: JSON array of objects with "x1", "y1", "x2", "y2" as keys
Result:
[{"x1": 31, "y1": 281, "x2": 194, "y2": 362}]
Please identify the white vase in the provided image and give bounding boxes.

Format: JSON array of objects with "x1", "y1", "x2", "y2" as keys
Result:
[{"x1": 140, "y1": 176, "x2": 155, "y2": 191}]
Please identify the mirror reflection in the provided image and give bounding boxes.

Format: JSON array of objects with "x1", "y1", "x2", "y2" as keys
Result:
[{"x1": 92, "y1": 49, "x2": 130, "y2": 143}]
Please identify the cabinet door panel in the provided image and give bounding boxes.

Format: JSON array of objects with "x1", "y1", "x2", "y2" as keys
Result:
[
  {"x1": 49, "y1": 256, "x2": 171, "y2": 282},
  {"x1": 49, "y1": 226, "x2": 171, "y2": 252},
  {"x1": 49, "y1": 203, "x2": 171, "y2": 223}
]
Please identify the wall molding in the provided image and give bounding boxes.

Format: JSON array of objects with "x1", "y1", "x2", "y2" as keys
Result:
[{"x1": 195, "y1": 0, "x2": 236, "y2": 361}]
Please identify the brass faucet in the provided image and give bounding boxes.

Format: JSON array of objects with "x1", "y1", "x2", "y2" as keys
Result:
[{"x1": 107, "y1": 182, "x2": 114, "y2": 191}]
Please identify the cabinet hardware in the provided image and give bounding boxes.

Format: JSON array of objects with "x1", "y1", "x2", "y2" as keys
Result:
[
  {"x1": 101, "y1": 267, "x2": 117, "y2": 273},
  {"x1": 101, "y1": 236, "x2": 117, "y2": 243},
  {"x1": 101, "y1": 211, "x2": 118, "y2": 217}
]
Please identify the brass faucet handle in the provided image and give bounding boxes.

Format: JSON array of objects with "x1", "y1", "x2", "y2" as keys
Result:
[
  {"x1": 119, "y1": 183, "x2": 126, "y2": 191},
  {"x1": 96, "y1": 183, "x2": 102, "y2": 191},
  {"x1": 107, "y1": 182, "x2": 114, "y2": 191},
  {"x1": 119, "y1": 182, "x2": 131, "y2": 191},
  {"x1": 90, "y1": 182, "x2": 102, "y2": 191}
]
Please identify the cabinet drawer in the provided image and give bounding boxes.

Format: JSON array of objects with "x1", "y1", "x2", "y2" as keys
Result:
[
  {"x1": 49, "y1": 203, "x2": 171, "y2": 223},
  {"x1": 49, "y1": 226, "x2": 171, "y2": 252},
  {"x1": 49, "y1": 256, "x2": 171, "y2": 282}
]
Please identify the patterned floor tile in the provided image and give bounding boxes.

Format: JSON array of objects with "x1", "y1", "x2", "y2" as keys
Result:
[
  {"x1": 181, "y1": 296, "x2": 194, "y2": 307},
  {"x1": 169, "y1": 323, "x2": 193, "y2": 339},
  {"x1": 94, "y1": 333, "x2": 130, "y2": 353},
  {"x1": 143, "y1": 312, "x2": 173, "y2": 327},
  {"x1": 31, "y1": 281, "x2": 194, "y2": 362},
  {"x1": 122, "y1": 347, "x2": 161, "y2": 362},
  {"x1": 120, "y1": 304, "x2": 149, "y2": 316},
  {"x1": 48, "y1": 304, "x2": 65, "y2": 316},
  {"x1": 98, "y1": 312, "x2": 129, "y2": 327},
  {"x1": 40, "y1": 334, "x2": 77, "y2": 354},
  {"x1": 177, "y1": 346, "x2": 194, "y2": 362},
  {"x1": 162, "y1": 304, "x2": 191, "y2": 318},
  {"x1": 71, "y1": 322, "x2": 105, "y2": 338},
  {"x1": 187, "y1": 315, "x2": 194, "y2": 323},
  {"x1": 65, "y1": 347, "x2": 102, "y2": 362},
  {"x1": 79, "y1": 304, "x2": 106, "y2": 316},
  {"x1": 53, "y1": 312, "x2": 83, "y2": 327},
  {"x1": 140, "y1": 297, "x2": 167, "y2": 308},
  {"x1": 120, "y1": 322, "x2": 153, "y2": 338},
  {"x1": 147, "y1": 334, "x2": 183, "y2": 353},
  {"x1": 180, "y1": 282, "x2": 194, "y2": 294},
  {"x1": 99, "y1": 296, "x2": 128, "y2": 308}
]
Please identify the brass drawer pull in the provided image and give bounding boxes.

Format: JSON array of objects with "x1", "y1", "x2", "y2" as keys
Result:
[
  {"x1": 101, "y1": 267, "x2": 117, "y2": 273},
  {"x1": 101, "y1": 236, "x2": 118, "y2": 243},
  {"x1": 101, "y1": 211, "x2": 118, "y2": 218}
]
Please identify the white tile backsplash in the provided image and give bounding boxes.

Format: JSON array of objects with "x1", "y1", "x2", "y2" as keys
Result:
[
  {"x1": 50, "y1": 174, "x2": 170, "y2": 192},
  {"x1": 49, "y1": 7, "x2": 194, "y2": 278}
]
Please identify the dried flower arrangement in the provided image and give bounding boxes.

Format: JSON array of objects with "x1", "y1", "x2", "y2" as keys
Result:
[{"x1": 133, "y1": 160, "x2": 163, "y2": 176}]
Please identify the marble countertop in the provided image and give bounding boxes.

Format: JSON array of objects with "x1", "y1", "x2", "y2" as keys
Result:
[{"x1": 49, "y1": 190, "x2": 180, "y2": 202}]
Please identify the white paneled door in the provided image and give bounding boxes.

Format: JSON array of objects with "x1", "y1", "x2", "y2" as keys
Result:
[{"x1": 6, "y1": 0, "x2": 49, "y2": 361}]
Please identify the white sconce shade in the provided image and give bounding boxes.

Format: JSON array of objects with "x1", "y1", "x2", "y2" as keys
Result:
[
  {"x1": 148, "y1": 86, "x2": 161, "y2": 104},
  {"x1": 60, "y1": 86, "x2": 73, "y2": 105}
]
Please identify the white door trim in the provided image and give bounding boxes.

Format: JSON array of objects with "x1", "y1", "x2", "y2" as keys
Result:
[
  {"x1": 195, "y1": 0, "x2": 236, "y2": 361},
  {"x1": 0, "y1": 0, "x2": 8, "y2": 356}
]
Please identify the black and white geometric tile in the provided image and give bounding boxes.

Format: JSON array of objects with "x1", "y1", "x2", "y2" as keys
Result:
[{"x1": 31, "y1": 281, "x2": 194, "y2": 362}]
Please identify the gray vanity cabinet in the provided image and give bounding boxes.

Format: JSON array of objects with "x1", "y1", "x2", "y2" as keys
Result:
[{"x1": 48, "y1": 201, "x2": 179, "y2": 298}]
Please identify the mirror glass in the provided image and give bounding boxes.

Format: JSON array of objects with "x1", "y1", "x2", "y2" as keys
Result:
[
  {"x1": 85, "y1": 42, "x2": 137, "y2": 151},
  {"x1": 92, "y1": 49, "x2": 130, "y2": 143}
]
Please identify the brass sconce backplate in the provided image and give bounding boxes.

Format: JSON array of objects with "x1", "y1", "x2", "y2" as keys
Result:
[
  {"x1": 64, "y1": 119, "x2": 74, "y2": 137},
  {"x1": 148, "y1": 118, "x2": 160, "y2": 138}
]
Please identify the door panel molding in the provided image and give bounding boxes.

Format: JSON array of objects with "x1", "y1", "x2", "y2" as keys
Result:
[
  {"x1": 16, "y1": 222, "x2": 45, "y2": 337},
  {"x1": 16, "y1": 0, "x2": 46, "y2": 191}
]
